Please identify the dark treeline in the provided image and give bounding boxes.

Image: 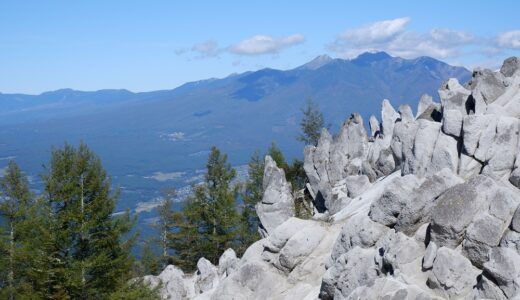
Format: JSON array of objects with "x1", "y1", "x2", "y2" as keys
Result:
[
  {"x1": 0, "y1": 99, "x2": 325, "y2": 298},
  {"x1": 0, "y1": 143, "x2": 159, "y2": 299}
]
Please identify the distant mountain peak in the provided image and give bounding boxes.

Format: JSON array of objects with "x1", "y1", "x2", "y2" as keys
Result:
[
  {"x1": 298, "y1": 54, "x2": 334, "y2": 70},
  {"x1": 352, "y1": 51, "x2": 392, "y2": 64}
]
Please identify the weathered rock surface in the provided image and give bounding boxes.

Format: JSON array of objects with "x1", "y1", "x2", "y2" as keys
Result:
[
  {"x1": 143, "y1": 265, "x2": 187, "y2": 300},
  {"x1": 194, "y1": 258, "x2": 218, "y2": 294},
  {"x1": 218, "y1": 249, "x2": 238, "y2": 277},
  {"x1": 256, "y1": 155, "x2": 295, "y2": 236},
  {"x1": 145, "y1": 56, "x2": 520, "y2": 300}
]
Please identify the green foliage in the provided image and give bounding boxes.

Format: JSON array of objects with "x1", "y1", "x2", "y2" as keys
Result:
[
  {"x1": 140, "y1": 240, "x2": 160, "y2": 276},
  {"x1": 297, "y1": 98, "x2": 326, "y2": 146},
  {"x1": 39, "y1": 142, "x2": 136, "y2": 299},
  {"x1": 268, "y1": 143, "x2": 307, "y2": 192},
  {"x1": 0, "y1": 144, "x2": 138, "y2": 298},
  {"x1": 108, "y1": 280, "x2": 160, "y2": 300},
  {"x1": 268, "y1": 142, "x2": 288, "y2": 170},
  {"x1": 268, "y1": 144, "x2": 310, "y2": 219},
  {"x1": 167, "y1": 190, "x2": 206, "y2": 271},
  {"x1": 166, "y1": 146, "x2": 241, "y2": 270},
  {"x1": 0, "y1": 161, "x2": 41, "y2": 299},
  {"x1": 286, "y1": 159, "x2": 306, "y2": 191},
  {"x1": 154, "y1": 189, "x2": 176, "y2": 269},
  {"x1": 237, "y1": 151, "x2": 263, "y2": 255}
]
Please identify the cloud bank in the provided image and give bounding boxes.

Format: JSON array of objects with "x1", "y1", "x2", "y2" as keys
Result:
[
  {"x1": 329, "y1": 17, "x2": 475, "y2": 59},
  {"x1": 182, "y1": 34, "x2": 305, "y2": 58},
  {"x1": 229, "y1": 34, "x2": 305, "y2": 55},
  {"x1": 497, "y1": 30, "x2": 520, "y2": 49}
]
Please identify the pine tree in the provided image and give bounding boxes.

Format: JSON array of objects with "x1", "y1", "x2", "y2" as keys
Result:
[
  {"x1": 268, "y1": 142, "x2": 289, "y2": 171},
  {"x1": 297, "y1": 98, "x2": 325, "y2": 146},
  {"x1": 168, "y1": 146, "x2": 240, "y2": 269},
  {"x1": 154, "y1": 188, "x2": 176, "y2": 269},
  {"x1": 168, "y1": 189, "x2": 205, "y2": 271},
  {"x1": 237, "y1": 151, "x2": 263, "y2": 255},
  {"x1": 201, "y1": 146, "x2": 240, "y2": 264},
  {"x1": 41, "y1": 142, "x2": 135, "y2": 299},
  {"x1": 0, "y1": 161, "x2": 35, "y2": 299},
  {"x1": 140, "y1": 239, "x2": 160, "y2": 276}
]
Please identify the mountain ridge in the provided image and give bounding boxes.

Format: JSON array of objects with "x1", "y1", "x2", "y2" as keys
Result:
[{"x1": 0, "y1": 52, "x2": 472, "y2": 237}]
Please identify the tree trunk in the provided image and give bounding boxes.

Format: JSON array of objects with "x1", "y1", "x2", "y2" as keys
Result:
[
  {"x1": 80, "y1": 175, "x2": 86, "y2": 296},
  {"x1": 9, "y1": 222, "x2": 14, "y2": 300}
]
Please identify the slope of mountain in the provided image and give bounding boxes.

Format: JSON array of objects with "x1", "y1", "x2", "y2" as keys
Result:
[
  {"x1": 143, "y1": 56, "x2": 520, "y2": 300},
  {"x1": 0, "y1": 52, "x2": 471, "y2": 217}
]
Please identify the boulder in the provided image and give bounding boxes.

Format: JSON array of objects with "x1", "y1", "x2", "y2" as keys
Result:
[
  {"x1": 480, "y1": 116, "x2": 520, "y2": 178},
  {"x1": 416, "y1": 94, "x2": 433, "y2": 118},
  {"x1": 381, "y1": 99, "x2": 400, "y2": 148},
  {"x1": 369, "y1": 115, "x2": 380, "y2": 137},
  {"x1": 195, "y1": 258, "x2": 218, "y2": 294},
  {"x1": 510, "y1": 167, "x2": 520, "y2": 189},
  {"x1": 374, "y1": 147, "x2": 395, "y2": 176},
  {"x1": 369, "y1": 174, "x2": 422, "y2": 227},
  {"x1": 218, "y1": 249, "x2": 239, "y2": 277},
  {"x1": 513, "y1": 207, "x2": 520, "y2": 232},
  {"x1": 278, "y1": 225, "x2": 326, "y2": 272},
  {"x1": 262, "y1": 218, "x2": 313, "y2": 253},
  {"x1": 396, "y1": 168, "x2": 463, "y2": 235},
  {"x1": 330, "y1": 214, "x2": 389, "y2": 262},
  {"x1": 438, "y1": 78, "x2": 471, "y2": 115},
  {"x1": 501, "y1": 56, "x2": 520, "y2": 77},
  {"x1": 465, "y1": 186, "x2": 520, "y2": 267},
  {"x1": 442, "y1": 109, "x2": 463, "y2": 137},
  {"x1": 256, "y1": 155, "x2": 295, "y2": 235},
  {"x1": 422, "y1": 241, "x2": 437, "y2": 270},
  {"x1": 500, "y1": 229, "x2": 520, "y2": 254},
  {"x1": 462, "y1": 114, "x2": 494, "y2": 156},
  {"x1": 483, "y1": 247, "x2": 520, "y2": 298},
  {"x1": 391, "y1": 117, "x2": 419, "y2": 167},
  {"x1": 402, "y1": 119, "x2": 441, "y2": 177},
  {"x1": 472, "y1": 274, "x2": 508, "y2": 300},
  {"x1": 303, "y1": 128, "x2": 333, "y2": 207},
  {"x1": 429, "y1": 176, "x2": 489, "y2": 248},
  {"x1": 485, "y1": 74, "x2": 520, "y2": 118},
  {"x1": 458, "y1": 154, "x2": 482, "y2": 179},
  {"x1": 348, "y1": 277, "x2": 442, "y2": 300},
  {"x1": 399, "y1": 104, "x2": 414, "y2": 123},
  {"x1": 320, "y1": 247, "x2": 379, "y2": 300},
  {"x1": 427, "y1": 247, "x2": 480, "y2": 299},
  {"x1": 468, "y1": 68, "x2": 507, "y2": 113},
  {"x1": 143, "y1": 265, "x2": 187, "y2": 300},
  {"x1": 375, "y1": 230, "x2": 424, "y2": 274},
  {"x1": 328, "y1": 113, "x2": 369, "y2": 183},
  {"x1": 428, "y1": 132, "x2": 459, "y2": 175},
  {"x1": 344, "y1": 175, "x2": 371, "y2": 198}
]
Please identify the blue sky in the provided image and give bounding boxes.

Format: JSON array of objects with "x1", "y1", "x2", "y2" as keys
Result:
[{"x1": 1, "y1": 1, "x2": 519, "y2": 94}]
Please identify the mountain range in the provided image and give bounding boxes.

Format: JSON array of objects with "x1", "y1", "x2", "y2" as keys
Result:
[{"x1": 0, "y1": 51, "x2": 471, "y2": 218}]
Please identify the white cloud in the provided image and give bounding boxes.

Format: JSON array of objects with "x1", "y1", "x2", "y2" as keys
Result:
[
  {"x1": 229, "y1": 34, "x2": 305, "y2": 55},
  {"x1": 497, "y1": 30, "x2": 520, "y2": 49},
  {"x1": 329, "y1": 17, "x2": 475, "y2": 59},
  {"x1": 191, "y1": 40, "x2": 221, "y2": 57},
  {"x1": 338, "y1": 17, "x2": 410, "y2": 45}
]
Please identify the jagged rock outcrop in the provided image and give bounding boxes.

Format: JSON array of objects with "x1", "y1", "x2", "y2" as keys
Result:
[
  {"x1": 143, "y1": 265, "x2": 187, "y2": 300},
  {"x1": 255, "y1": 155, "x2": 295, "y2": 236},
  {"x1": 145, "y1": 56, "x2": 520, "y2": 299}
]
